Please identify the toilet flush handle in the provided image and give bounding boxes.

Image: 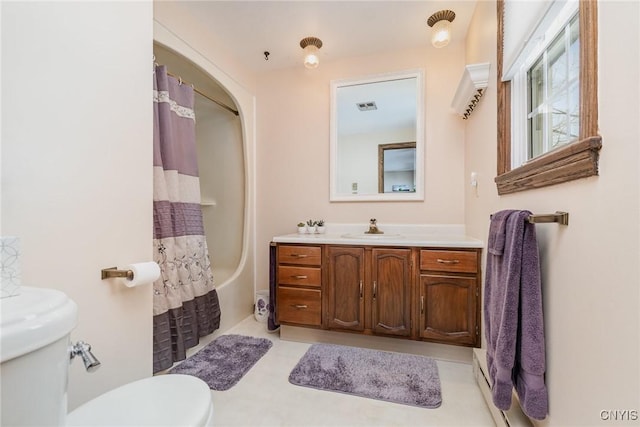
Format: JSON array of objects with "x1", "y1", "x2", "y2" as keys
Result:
[{"x1": 70, "y1": 341, "x2": 101, "y2": 372}]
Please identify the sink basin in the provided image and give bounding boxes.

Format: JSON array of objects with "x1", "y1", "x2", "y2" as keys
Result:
[{"x1": 341, "y1": 233, "x2": 404, "y2": 240}]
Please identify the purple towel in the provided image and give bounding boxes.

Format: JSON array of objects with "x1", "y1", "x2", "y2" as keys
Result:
[
  {"x1": 484, "y1": 210, "x2": 548, "y2": 420},
  {"x1": 487, "y1": 210, "x2": 515, "y2": 255}
]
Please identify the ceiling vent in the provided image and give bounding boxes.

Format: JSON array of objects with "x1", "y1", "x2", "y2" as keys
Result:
[{"x1": 357, "y1": 101, "x2": 377, "y2": 111}]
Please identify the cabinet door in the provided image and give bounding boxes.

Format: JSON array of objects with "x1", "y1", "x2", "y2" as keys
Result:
[
  {"x1": 327, "y1": 247, "x2": 365, "y2": 331},
  {"x1": 419, "y1": 274, "x2": 477, "y2": 345},
  {"x1": 371, "y1": 248, "x2": 412, "y2": 337}
]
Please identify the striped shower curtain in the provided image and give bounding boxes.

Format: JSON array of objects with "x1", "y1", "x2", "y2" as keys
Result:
[{"x1": 152, "y1": 65, "x2": 221, "y2": 373}]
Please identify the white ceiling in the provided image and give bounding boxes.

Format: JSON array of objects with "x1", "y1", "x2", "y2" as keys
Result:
[{"x1": 176, "y1": 1, "x2": 478, "y2": 72}]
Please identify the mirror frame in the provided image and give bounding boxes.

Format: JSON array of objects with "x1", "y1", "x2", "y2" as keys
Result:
[{"x1": 329, "y1": 69, "x2": 425, "y2": 202}]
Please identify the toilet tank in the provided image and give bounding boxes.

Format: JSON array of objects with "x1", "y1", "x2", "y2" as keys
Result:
[{"x1": 1, "y1": 286, "x2": 78, "y2": 426}]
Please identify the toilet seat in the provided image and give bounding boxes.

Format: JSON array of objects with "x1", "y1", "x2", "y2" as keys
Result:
[{"x1": 66, "y1": 374, "x2": 213, "y2": 426}]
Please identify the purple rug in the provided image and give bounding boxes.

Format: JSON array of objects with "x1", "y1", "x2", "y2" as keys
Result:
[
  {"x1": 289, "y1": 344, "x2": 442, "y2": 408},
  {"x1": 169, "y1": 334, "x2": 272, "y2": 390}
]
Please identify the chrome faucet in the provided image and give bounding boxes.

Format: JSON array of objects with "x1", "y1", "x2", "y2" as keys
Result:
[{"x1": 365, "y1": 218, "x2": 384, "y2": 234}]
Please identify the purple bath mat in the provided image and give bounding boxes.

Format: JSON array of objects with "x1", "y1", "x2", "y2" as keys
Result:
[
  {"x1": 289, "y1": 343, "x2": 442, "y2": 408},
  {"x1": 169, "y1": 334, "x2": 272, "y2": 390}
]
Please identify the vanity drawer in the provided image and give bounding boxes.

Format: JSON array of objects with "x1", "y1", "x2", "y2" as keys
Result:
[
  {"x1": 278, "y1": 266, "x2": 321, "y2": 288},
  {"x1": 420, "y1": 250, "x2": 478, "y2": 273},
  {"x1": 278, "y1": 245, "x2": 322, "y2": 266},
  {"x1": 278, "y1": 286, "x2": 322, "y2": 326}
]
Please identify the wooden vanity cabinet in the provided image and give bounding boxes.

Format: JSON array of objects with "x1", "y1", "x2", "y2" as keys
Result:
[
  {"x1": 276, "y1": 245, "x2": 322, "y2": 327},
  {"x1": 326, "y1": 246, "x2": 412, "y2": 337},
  {"x1": 275, "y1": 242, "x2": 481, "y2": 348},
  {"x1": 418, "y1": 249, "x2": 481, "y2": 346}
]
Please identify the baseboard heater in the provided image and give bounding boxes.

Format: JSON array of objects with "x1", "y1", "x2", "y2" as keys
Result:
[{"x1": 472, "y1": 348, "x2": 533, "y2": 427}]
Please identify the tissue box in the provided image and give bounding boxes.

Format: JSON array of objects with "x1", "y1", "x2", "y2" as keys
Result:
[{"x1": 1, "y1": 237, "x2": 21, "y2": 298}]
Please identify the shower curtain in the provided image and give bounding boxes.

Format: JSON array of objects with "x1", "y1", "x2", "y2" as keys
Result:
[{"x1": 152, "y1": 65, "x2": 221, "y2": 373}]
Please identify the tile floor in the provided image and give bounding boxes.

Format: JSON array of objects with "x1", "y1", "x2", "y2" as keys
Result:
[{"x1": 187, "y1": 316, "x2": 495, "y2": 427}]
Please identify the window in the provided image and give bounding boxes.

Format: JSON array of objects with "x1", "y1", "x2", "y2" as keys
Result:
[
  {"x1": 528, "y1": 14, "x2": 579, "y2": 159},
  {"x1": 495, "y1": 0, "x2": 601, "y2": 195}
]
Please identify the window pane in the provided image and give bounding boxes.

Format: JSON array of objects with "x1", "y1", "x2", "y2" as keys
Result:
[
  {"x1": 548, "y1": 31, "x2": 567, "y2": 93},
  {"x1": 529, "y1": 112, "x2": 545, "y2": 158},
  {"x1": 569, "y1": 15, "x2": 580, "y2": 81},
  {"x1": 529, "y1": 58, "x2": 545, "y2": 112},
  {"x1": 568, "y1": 80, "x2": 580, "y2": 139},
  {"x1": 551, "y1": 89, "x2": 570, "y2": 147}
]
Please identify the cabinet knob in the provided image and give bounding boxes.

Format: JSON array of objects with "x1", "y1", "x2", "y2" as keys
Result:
[
  {"x1": 292, "y1": 304, "x2": 308, "y2": 309},
  {"x1": 292, "y1": 254, "x2": 308, "y2": 258},
  {"x1": 292, "y1": 275, "x2": 308, "y2": 279}
]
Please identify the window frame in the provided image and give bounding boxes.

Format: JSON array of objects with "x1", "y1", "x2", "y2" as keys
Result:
[{"x1": 495, "y1": 0, "x2": 601, "y2": 195}]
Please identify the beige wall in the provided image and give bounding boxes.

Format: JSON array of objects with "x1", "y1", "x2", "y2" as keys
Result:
[
  {"x1": 1, "y1": 1, "x2": 153, "y2": 409},
  {"x1": 153, "y1": 2, "x2": 256, "y2": 96},
  {"x1": 465, "y1": 1, "x2": 640, "y2": 425},
  {"x1": 255, "y1": 45, "x2": 468, "y2": 287}
]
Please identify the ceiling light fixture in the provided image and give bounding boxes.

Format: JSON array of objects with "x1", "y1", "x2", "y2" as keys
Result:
[
  {"x1": 427, "y1": 10, "x2": 456, "y2": 48},
  {"x1": 299, "y1": 36, "x2": 323, "y2": 69}
]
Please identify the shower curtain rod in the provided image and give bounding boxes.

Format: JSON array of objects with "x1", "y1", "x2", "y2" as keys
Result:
[{"x1": 165, "y1": 70, "x2": 239, "y2": 116}]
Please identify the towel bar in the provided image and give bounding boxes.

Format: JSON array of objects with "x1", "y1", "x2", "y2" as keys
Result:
[
  {"x1": 489, "y1": 211, "x2": 569, "y2": 225},
  {"x1": 527, "y1": 211, "x2": 569, "y2": 225}
]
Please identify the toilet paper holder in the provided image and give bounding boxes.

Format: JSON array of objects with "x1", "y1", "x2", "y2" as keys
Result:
[
  {"x1": 101, "y1": 267, "x2": 134, "y2": 280},
  {"x1": 100, "y1": 262, "x2": 161, "y2": 287}
]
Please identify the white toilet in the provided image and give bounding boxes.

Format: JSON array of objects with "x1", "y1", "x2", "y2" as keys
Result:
[{"x1": 0, "y1": 286, "x2": 214, "y2": 426}]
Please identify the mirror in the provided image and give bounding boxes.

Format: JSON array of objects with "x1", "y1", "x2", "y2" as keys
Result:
[{"x1": 330, "y1": 70, "x2": 424, "y2": 202}]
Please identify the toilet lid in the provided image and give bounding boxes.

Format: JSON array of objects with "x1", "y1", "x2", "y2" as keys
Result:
[{"x1": 66, "y1": 375, "x2": 213, "y2": 426}]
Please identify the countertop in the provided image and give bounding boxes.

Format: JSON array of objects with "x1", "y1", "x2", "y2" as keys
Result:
[{"x1": 272, "y1": 232, "x2": 483, "y2": 248}]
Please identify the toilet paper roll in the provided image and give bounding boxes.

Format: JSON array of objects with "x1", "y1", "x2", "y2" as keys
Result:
[{"x1": 124, "y1": 262, "x2": 161, "y2": 288}]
